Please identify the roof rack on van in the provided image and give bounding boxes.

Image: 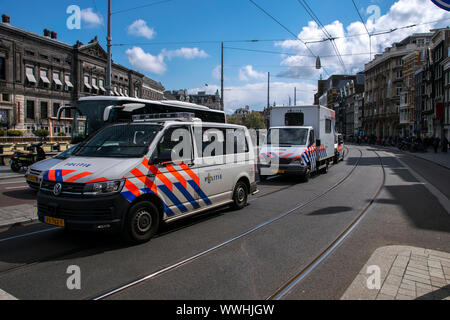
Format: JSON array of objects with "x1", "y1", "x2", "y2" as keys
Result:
[{"x1": 132, "y1": 112, "x2": 198, "y2": 122}]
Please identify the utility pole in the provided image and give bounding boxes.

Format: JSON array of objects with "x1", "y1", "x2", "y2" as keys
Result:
[
  {"x1": 294, "y1": 87, "x2": 296, "y2": 106},
  {"x1": 106, "y1": 0, "x2": 112, "y2": 96},
  {"x1": 221, "y1": 42, "x2": 224, "y2": 111},
  {"x1": 267, "y1": 72, "x2": 270, "y2": 109}
]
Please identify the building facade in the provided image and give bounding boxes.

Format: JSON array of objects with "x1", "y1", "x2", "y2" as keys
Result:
[
  {"x1": 164, "y1": 89, "x2": 222, "y2": 111},
  {"x1": 0, "y1": 14, "x2": 164, "y2": 137},
  {"x1": 363, "y1": 33, "x2": 432, "y2": 138}
]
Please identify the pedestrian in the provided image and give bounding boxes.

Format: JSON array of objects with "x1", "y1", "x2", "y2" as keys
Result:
[
  {"x1": 433, "y1": 137, "x2": 440, "y2": 153},
  {"x1": 442, "y1": 136, "x2": 448, "y2": 153}
]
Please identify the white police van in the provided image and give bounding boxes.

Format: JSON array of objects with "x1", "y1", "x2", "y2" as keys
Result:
[
  {"x1": 258, "y1": 105, "x2": 335, "y2": 182},
  {"x1": 37, "y1": 113, "x2": 257, "y2": 243},
  {"x1": 333, "y1": 133, "x2": 345, "y2": 164}
]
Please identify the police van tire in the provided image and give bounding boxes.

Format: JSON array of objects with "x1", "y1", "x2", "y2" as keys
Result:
[
  {"x1": 231, "y1": 181, "x2": 248, "y2": 210},
  {"x1": 320, "y1": 161, "x2": 329, "y2": 174},
  {"x1": 122, "y1": 201, "x2": 160, "y2": 243},
  {"x1": 300, "y1": 165, "x2": 311, "y2": 183}
]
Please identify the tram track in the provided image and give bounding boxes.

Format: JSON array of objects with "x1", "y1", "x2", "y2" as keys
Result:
[{"x1": 91, "y1": 146, "x2": 363, "y2": 300}]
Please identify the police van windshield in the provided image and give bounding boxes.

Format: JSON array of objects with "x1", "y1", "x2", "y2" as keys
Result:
[
  {"x1": 74, "y1": 124, "x2": 161, "y2": 158},
  {"x1": 266, "y1": 128, "x2": 309, "y2": 146}
]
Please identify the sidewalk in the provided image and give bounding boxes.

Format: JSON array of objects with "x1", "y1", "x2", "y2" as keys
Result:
[
  {"x1": 0, "y1": 204, "x2": 37, "y2": 228},
  {"x1": 406, "y1": 148, "x2": 450, "y2": 170},
  {"x1": 341, "y1": 246, "x2": 450, "y2": 300}
]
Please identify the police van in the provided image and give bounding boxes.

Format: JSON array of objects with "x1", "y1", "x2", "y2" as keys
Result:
[
  {"x1": 333, "y1": 133, "x2": 345, "y2": 164},
  {"x1": 258, "y1": 105, "x2": 335, "y2": 182},
  {"x1": 37, "y1": 113, "x2": 257, "y2": 243}
]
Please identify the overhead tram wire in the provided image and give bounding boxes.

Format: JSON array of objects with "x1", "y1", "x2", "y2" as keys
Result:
[
  {"x1": 109, "y1": 17, "x2": 450, "y2": 47},
  {"x1": 296, "y1": 0, "x2": 347, "y2": 73},
  {"x1": 111, "y1": 0, "x2": 176, "y2": 15},
  {"x1": 247, "y1": 0, "x2": 331, "y2": 76},
  {"x1": 351, "y1": 0, "x2": 372, "y2": 60}
]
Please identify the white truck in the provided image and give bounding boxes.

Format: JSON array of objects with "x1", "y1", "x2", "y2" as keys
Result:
[{"x1": 258, "y1": 105, "x2": 336, "y2": 182}]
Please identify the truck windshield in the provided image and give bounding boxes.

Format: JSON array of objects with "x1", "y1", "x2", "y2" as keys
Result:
[
  {"x1": 74, "y1": 124, "x2": 161, "y2": 158},
  {"x1": 266, "y1": 128, "x2": 309, "y2": 146}
]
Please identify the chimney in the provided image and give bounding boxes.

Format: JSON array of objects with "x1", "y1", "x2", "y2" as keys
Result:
[
  {"x1": 50, "y1": 31, "x2": 57, "y2": 39},
  {"x1": 43, "y1": 29, "x2": 50, "y2": 37},
  {"x1": 2, "y1": 14, "x2": 10, "y2": 24}
]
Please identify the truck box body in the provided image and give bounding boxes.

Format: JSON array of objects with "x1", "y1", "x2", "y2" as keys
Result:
[{"x1": 269, "y1": 105, "x2": 336, "y2": 160}]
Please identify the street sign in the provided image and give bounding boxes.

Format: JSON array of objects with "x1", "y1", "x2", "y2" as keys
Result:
[{"x1": 431, "y1": 0, "x2": 450, "y2": 11}]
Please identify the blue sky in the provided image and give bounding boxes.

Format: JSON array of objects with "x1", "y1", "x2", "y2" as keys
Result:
[{"x1": 1, "y1": 0, "x2": 449, "y2": 112}]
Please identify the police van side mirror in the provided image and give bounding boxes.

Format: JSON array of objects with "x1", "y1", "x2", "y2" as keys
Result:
[{"x1": 153, "y1": 149, "x2": 173, "y2": 164}]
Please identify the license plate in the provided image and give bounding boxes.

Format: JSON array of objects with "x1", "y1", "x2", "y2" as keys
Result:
[
  {"x1": 273, "y1": 169, "x2": 285, "y2": 174},
  {"x1": 27, "y1": 174, "x2": 38, "y2": 182},
  {"x1": 44, "y1": 216, "x2": 65, "y2": 227}
]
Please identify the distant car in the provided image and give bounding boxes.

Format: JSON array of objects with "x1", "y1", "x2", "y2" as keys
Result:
[
  {"x1": 333, "y1": 133, "x2": 344, "y2": 164},
  {"x1": 25, "y1": 145, "x2": 78, "y2": 190}
]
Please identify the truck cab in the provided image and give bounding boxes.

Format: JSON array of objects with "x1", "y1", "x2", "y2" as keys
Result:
[{"x1": 258, "y1": 126, "x2": 318, "y2": 182}]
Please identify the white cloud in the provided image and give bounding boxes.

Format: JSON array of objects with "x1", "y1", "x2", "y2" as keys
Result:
[
  {"x1": 125, "y1": 47, "x2": 166, "y2": 75},
  {"x1": 212, "y1": 65, "x2": 222, "y2": 81},
  {"x1": 162, "y1": 47, "x2": 209, "y2": 60},
  {"x1": 126, "y1": 46, "x2": 209, "y2": 75},
  {"x1": 127, "y1": 19, "x2": 156, "y2": 39},
  {"x1": 275, "y1": 0, "x2": 449, "y2": 77},
  {"x1": 81, "y1": 8, "x2": 103, "y2": 27},
  {"x1": 238, "y1": 65, "x2": 266, "y2": 81}
]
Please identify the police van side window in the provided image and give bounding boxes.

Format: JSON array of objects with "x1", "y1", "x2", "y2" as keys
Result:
[
  {"x1": 201, "y1": 127, "x2": 224, "y2": 157},
  {"x1": 325, "y1": 119, "x2": 332, "y2": 134},
  {"x1": 226, "y1": 128, "x2": 249, "y2": 154},
  {"x1": 309, "y1": 130, "x2": 315, "y2": 146},
  {"x1": 156, "y1": 125, "x2": 193, "y2": 162}
]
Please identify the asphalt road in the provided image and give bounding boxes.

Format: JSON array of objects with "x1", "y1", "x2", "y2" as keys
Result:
[{"x1": 0, "y1": 145, "x2": 448, "y2": 300}]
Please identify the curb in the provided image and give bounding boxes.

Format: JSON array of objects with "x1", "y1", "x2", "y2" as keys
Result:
[{"x1": 0, "y1": 205, "x2": 38, "y2": 228}]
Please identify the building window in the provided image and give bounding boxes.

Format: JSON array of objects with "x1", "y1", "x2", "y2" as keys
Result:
[
  {"x1": 135, "y1": 87, "x2": 139, "y2": 98},
  {"x1": 25, "y1": 66, "x2": 37, "y2": 85},
  {"x1": 99, "y1": 79, "x2": 106, "y2": 94},
  {"x1": 39, "y1": 69, "x2": 50, "y2": 88},
  {"x1": 25, "y1": 50, "x2": 35, "y2": 56},
  {"x1": 84, "y1": 75, "x2": 92, "y2": 93},
  {"x1": 26, "y1": 100, "x2": 35, "y2": 120},
  {"x1": 92, "y1": 77, "x2": 98, "y2": 94},
  {"x1": 53, "y1": 72, "x2": 62, "y2": 90},
  {"x1": 64, "y1": 74, "x2": 73, "y2": 92},
  {"x1": 2, "y1": 93, "x2": 9, "y2": 102},
  {"x1": 40, "y1": 101, "x2": 48, "y2": 119},
  {"x1": 0, "y1": 57, "x2": 5, "y2": 80},
  {"x1": 53, "y1": 103, "x2": 60, "y2": 117}
]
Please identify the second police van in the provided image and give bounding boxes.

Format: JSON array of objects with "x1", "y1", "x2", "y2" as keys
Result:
[
  {"x1": 258, "y1": 105, "x2": 336, "y2": 182},
  {"x1": 37, "y1": 113, "x2": 257, "y2": 243}
]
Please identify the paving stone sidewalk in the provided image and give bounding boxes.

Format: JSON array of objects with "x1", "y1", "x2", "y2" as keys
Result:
[
  {"x1": 341, "y1": 245, "x2": 450, "y2": 300},
  {"x1": 0, "y1": 204, "x2": 37, "y2": 228},
  {"x1": 408, "y1": 149, "x2": 450, "y2": 170}
]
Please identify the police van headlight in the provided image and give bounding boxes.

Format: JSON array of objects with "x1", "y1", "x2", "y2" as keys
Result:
[{"x1": 83, "y1": 179, "x2": 125, "y2": 196}]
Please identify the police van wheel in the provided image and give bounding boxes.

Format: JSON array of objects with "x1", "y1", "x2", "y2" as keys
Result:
[
  {"x1": 300, "y1": 165, "x2": 311, "y2": 183},
  {"x1": 122, "y1": 201, "x2": 160, "y2": 244},
  {"x1": 320, "y1": 161, "x2": 329, "y2": 174},
  {"x1": 231, "y1": 181, "x2": 248, "y2": 210}
]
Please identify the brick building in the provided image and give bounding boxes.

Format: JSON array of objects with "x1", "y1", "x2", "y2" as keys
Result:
[{"x1": 0, "y1": 14, "x2": 164, "y2": 137}]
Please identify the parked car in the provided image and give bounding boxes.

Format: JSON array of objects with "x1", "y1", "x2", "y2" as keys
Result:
[{"x1": 25, "y1": 145, "x2": 78, "y2": 190}]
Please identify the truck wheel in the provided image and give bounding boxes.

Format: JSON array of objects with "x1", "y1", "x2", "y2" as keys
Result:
[
  {"x1": 320, "y1": 161, "x2": 329, "y2": 174},
  {"x1": 300, "y1": 165, "x2": 311, "y2": 183},
  {"x1": 122, "y1": 201, "x2": 160, "y2": 244},
  {"x1": 231, "y1": 181, "x2": 248, "y2": 210}
]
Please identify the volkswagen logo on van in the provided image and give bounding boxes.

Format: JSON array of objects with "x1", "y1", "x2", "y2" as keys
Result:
[{"x1": 53, "y1": 183, "x2": 62, "y2": 196}]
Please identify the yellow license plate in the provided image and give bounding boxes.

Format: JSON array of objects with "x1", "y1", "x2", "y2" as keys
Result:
[
  {"x1": 27, "y1": 174, "x2": 38, "y2": 182},
  {"x1": 273, "y1": 169, "x2": 285, "y2": 174},
  {"x1": 44, "y1": 216, "x2": 65, "y2": 227}
]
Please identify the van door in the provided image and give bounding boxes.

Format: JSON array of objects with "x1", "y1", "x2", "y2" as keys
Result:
[{"x1": 150, "y1": 124, "x2": 201, "y2": 218}]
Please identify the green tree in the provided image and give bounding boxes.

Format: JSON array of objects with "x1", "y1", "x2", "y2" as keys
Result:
[{"x1": 244, "y1": 111, "x2": 265, "y2": 129}]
